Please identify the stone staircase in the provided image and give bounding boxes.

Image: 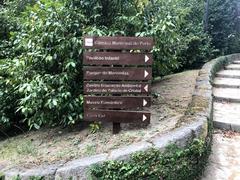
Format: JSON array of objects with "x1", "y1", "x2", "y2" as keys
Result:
[
  {"x1": 213, "y1": 61, "x2": 240, "y2": 131},
  {"x1": 202, "y1": 57, "x2": 240, "y2": 180}
]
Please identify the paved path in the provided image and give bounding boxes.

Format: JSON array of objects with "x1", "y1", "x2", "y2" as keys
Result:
[
  {"x1": 202, "y1": 61, "x2": 240, "y2": 180},
  {"x1": 202, "y1": 131, "x2": 240, "y2": 180}
]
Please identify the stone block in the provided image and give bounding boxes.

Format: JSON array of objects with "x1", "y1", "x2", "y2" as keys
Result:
[
  {"x1": 55, "y1": 154, "x2": 107, "y2": 180},
  {"x1": 4, "y1": 165, "x2": 59, "y2": 180},
  {"x1": 108, "y1": 142, "x2": 152, "y2": 161},
  {"x1": 213, "y1": 121, "x2": 231, "y2": 131},
  {"x1": 231, "y1": 124, "x2": 240, "y2": 132},
  {"x1": 152, "y1": 127, "x2": 192, "y2": 150}
]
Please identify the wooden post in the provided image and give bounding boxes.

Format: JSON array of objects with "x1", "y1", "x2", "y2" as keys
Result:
[
  {"x1": 204, "y1": 0, "x2": 210, "y2": 32},
  {"x1": 113, "y1": 123, "x2": 121, "y2": 134}
]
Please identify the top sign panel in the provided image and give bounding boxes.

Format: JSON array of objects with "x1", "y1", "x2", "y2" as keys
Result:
[
  {"x1": 83, "y1": 52, "x2": 153, "y2": 65},
  {"x1": 83, "y1": 36, "x2": 154, "y2": 50}
]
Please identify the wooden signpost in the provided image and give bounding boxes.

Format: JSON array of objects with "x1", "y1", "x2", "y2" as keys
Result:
[
  {"x1": 83, "y1": 67, "x2": 152, "y2": 80},
  {"x1": 84, "y1": 96, "x2": 151, "y2": 109},
  {"x1": 84, "y1": 82, "x2": 150, "y2": 94},
  {"x1": 84, "y1": 110, "x2": 151, "y2": 124},
  {"x1": 84, "y1": 36, "x2": 154, "y2": 50},
  {"x1": 83, "y1": 52, "x2": 153, "y2": 65},
  {"x1": 83, "y1": 36, "x2": 153, "y2": 133}
]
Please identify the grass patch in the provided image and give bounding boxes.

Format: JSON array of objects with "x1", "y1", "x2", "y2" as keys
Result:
[
  {"x1": 0, "y1": 138, "x2": 38, "y2": 163},
  {"x1": 16, "y1": 140, "x2": 38, "y2": 156},
  {"x1": 84, "y1": 144, "x2": 97, "y2": 156},
  {"x1": 91, "y1": 137, "x2": 212, "y2": 180}
]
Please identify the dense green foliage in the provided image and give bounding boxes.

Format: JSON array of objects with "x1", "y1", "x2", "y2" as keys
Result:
[
  {"x1": 208, "y1": 0, "x2": 240, "y2": 54},
  {"x1": 1, "y1": 0, "x2": 86, "y2": 129},
  {"x1": 91, "y1": 137, "x2": 212, "y2": 180},
  {"x1": 0, "y1": 0, "x2": 239, "y2": 130}
]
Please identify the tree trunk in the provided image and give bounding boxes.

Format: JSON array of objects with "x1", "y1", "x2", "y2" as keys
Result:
[{"x1": 204, "y1": 0, "x2": 210, "y2": 32}]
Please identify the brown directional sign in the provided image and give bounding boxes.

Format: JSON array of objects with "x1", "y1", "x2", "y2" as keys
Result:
[
  {"x1": 83, "y1": 52, "x2": 153, "y2": 65},
  {"x1": 84, "y1": 109, "x2": 150, "y2": 123},
  {"x1": 83, "y1": 67, "x2": 152, "y2": 81},
  {"x1": 83, "y1": 36, "x2": 153, "y2": 133},
  {"x1": 84, "y1": 96, "x2": 151, "y2": 109},
  {"x1": 83, "y1": 36, "x2": 154, "y2": 50},
  {"x1": 84, "y1": 82, "x2": 150, "y2": 94}
]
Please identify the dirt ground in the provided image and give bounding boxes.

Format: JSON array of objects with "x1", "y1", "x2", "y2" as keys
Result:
[{"x1": 0, "y1": 70, "x2": 199, "y2": 170}]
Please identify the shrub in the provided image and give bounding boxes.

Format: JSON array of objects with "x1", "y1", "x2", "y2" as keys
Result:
[
  {"x1": 209, "y1": 0, "x2": 240, "y2": 54},
  {"x1": 176, "y1": 0, "x2": 213, "y2": 69},
  {"x1": 0, "y1": 59, "x2": 21, "y2": 129},
  {"x1": 9, "y1": 0, "x2": 86, "y2": 128},
  {"x1": 91, "y1": 138, "x2": 212, "y2": 180},
  {"x1": 0, "y1": 2, "x2": 22, "y2": 130}
]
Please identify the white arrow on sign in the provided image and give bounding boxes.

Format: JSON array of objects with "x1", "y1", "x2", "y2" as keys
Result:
[
  {"x1": 144, "y1": 85, "x2": 149, "y2": 92},
  {"x1": 142, "y1": 115, "x2": 147, "y2": 122},
  {"x1": 144, "y1": 70, "x2": 149, "y2": 78},
  {"x1": 145, "y1": 55, "x2": 150, "y2": 63},
  {"x1": 143, "y1": 99, "x2": 148, "y2": 107}
]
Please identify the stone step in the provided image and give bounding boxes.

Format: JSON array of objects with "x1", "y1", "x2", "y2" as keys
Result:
[
  {"x1": 213, "y1": 77, "x2": 240, "y2": 88},
  {"x1": 216, "y1": 70, "x2": 240, "y2": 79},
  {"x1": 213, "y1": 87, "x2": 240, "y2": 102},
  {"x1": 213, "y1": 101, "x2": 240, "y2": 132},
  {"x1": 225, "y1": 64, "x2": 240, "y2": 70},
  {"x1": 232, "y1": 61, "x2": 240, "y2": 64}
]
